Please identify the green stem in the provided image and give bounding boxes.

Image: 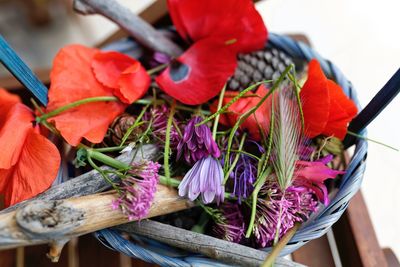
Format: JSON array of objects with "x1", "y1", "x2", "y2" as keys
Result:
[
  {"x1": 224, "y1": 66, "x2": 292, "y2": 174},
  {"x1": 245, "y1": 167, "x2": 271, "y2": 238},
  {"x1": 196, "y1": 81, "x2": 271, "y2": 127},
  {"x1": 93, "y1": 146, "x2": 127, "y2": 153},
  {"x1": 223, "y1": 133, "x2": 247, "y2": 184},
  {"x1": 87, "y1": 155, "x2": 120, "y2": 192},
  {"x1": 212, "y1": 84, "x2": 227, "y2": 140},
  {"x1": 37, "y1": 96, "x2": 118, "y2": 122},
  {"x1": 262, "y1": 223, "x2": 300, "y2": 267},
  {"x1": 147, "y1": 63, "x2": 168, "y2": 75},
  {"x1": 347, "y1": 131, "x2": 399, "y2": 151},
  {"x1": 86, "y1": 149, "x2": 130, "y2": 170},
  {"x1": 164, "y1": 102, "x2": 176, "y2": 184},
  {"x1": 159, "y1": 175, "x2": 180, "y2": 187},
  {"x1": 120, "y1": 104, "x2": 150, "y2": 147}
]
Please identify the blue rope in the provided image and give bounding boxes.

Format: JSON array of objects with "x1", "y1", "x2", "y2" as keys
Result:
[{"x1": 95, "y1": 33, "x2": 368, "y2": 263}]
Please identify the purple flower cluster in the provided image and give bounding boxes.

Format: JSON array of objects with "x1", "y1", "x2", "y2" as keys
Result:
[
  {"x1": 144, "y1": 105, "x2": 181, "y2": 148},
  {"x1": 253, "y1": 180, "x2": 319, "y2": 247},
  {"x1": 177, "y1": 116, "x2": 221, "y2": 165},
  {"x1": 112, "y1": 161, "x2": 161, "y2": 221},
  {"x1": 212, "y1": 203, "x2": 245, "y2": 243},
  {"x1": 178, "y1": 156, "x2": 224, "y2": 204}
]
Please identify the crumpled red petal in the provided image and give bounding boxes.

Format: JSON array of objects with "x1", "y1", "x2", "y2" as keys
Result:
[
  {"x1": 0, "y1": 128, "x2": 60, "y2": 207},
  {"x1": 300, "y1": 59, "x2": 330, "y2": 138},
  {"x1": 322, "y1": 80, "x2": 358, "y2": 139},
  {"x1": 48, "y1": 44, "x2": 126, "y2": 146},
  {"x1": 0, "y1": 104, "x2": 34, "y2": 169},
  {"x1": 167, "y1": 0, "x2": 267, "y2": 53},
  {"x1": 0, "y1": 89, "x2": 21, "y2": 128},
  {"x1": 211, "y1": 85, "x2": 272, "y2": 140},
  {"x1": 156, "y1": 38, "x2": 237, "y2": 105},
  {"x1": 116, "y1": 63, "x2": 151, "y2": 104},
  {"x1": 92, "y1": 51, "x2": 150, "y2": 104}
]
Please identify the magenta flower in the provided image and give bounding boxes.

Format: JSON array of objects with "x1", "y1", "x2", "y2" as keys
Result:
[
  {"x1": 253, "y1": 180, "x2": 319, "y2": 247},
  {"x1": 295, "y1": 155, "x2": 345, "y2": 205},
  {"x1": 178, "y1": 156, "x2": 224, "y2": 204},
  {"x1": 213, "y1": 203, "x2": 245, "y2": 243},
  {"x1": 177, "y1": 116, "x2": 221, "y2": 164},
  {"x1": 112, "y1": 161, "x2": 161, "y2": 220}
]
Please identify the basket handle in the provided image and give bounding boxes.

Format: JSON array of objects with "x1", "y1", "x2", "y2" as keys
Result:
[
  {"x1": 0, "y1": 34, "x2": 48, "y2": 106},
  {"x1": 344, "y1": 68, "x2": 400, "y2": 147}
]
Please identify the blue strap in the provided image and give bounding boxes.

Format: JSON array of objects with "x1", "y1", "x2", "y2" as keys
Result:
[
  {"x1": 344, "y1": 68, "x2": 400, "y2": 146},
  {"x1": 0, "y1": 35, "x2": 48, "y2": 106}
]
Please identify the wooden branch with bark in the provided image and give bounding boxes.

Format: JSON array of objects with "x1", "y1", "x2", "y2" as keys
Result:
[
  {"x1": 73, "y1": 0, "x2": 183, "y2": 57},
  {"x1": 0, "y1": 186, "x2": 193, "y2": 254},
  {"x1": 116, "y1": 220, "x2": 304, "y2": 267}
]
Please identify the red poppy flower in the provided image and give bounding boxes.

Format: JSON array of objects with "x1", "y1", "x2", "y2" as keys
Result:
[
  {"x1": 300, "y1": 59, "x2": 357, "y2": 140},
  {"x1": 47, "y1": 45, "x2": 150, "y2": 146},
  {"x1": 156, "y1": 0, "x2": 268, "y2": 105},
  {"x1": 0, "y1": 89, "x2": 60, "y2": 207},
  {"x1": 211, "y1": 85, "x2": 272, "y2": 140}
]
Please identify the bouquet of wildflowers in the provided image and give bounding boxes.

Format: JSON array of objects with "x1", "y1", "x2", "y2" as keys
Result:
[{"x1": 0, "y1": 0, "x2": 359, "y2": 257}]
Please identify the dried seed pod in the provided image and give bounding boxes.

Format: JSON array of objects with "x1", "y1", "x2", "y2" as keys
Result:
[{"x1": 106, "y1": 113, "x2": 142, "y2": 146}]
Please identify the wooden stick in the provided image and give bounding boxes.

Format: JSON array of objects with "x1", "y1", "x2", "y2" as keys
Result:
[
  {"x1": 73, "y1": 0, "x2": 183, "y2": 57},
  {"x1": 0, "y1": 144, "x2": 158, "y2": 214},
  {"x1": 116, "y1": 220, "x2": 304, "y2": 267},
  {"x1": 0, "y1": 185, "x2": 193, "y2": 250}
]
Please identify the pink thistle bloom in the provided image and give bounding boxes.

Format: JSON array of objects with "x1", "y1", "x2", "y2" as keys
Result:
[
  {"x1": 112, "y1": 161, "x2": 161, "y2": 221},
  {"x1": 212, "y1": 203, "x2": 245, "y2": 243},
  {"x1": 253, "y1": 180, "x2": 319, "y2": 248},
  {"x1": 178, "y1": 156, "x2": 224, "y2": 204},
  {"x1": 295, "y1": 155, "x2": 345, "y2": 205}
]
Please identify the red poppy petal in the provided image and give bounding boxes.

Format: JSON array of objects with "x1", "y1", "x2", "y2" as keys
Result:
[
  {"x1": 210, "y1": 86, "x2": 272, "y2": 140},
  {"x1": 322, "y1": 81, "x2": 358, "y2": 139},
  {"x1": 156, "y1": 38, "x2": 237, "y2": 105},
  {"x1": 0, "y1": 89, "x2": 21, "y2": 128},
  {"x1": 116, "y1": 62, "x2": 151, "y2": 104},
  {"x1": 48, "y1": 45, "x2": 126, "y2": 145},
  {"x1": 167, "y1": 0, "x2": 191, "y2": 41},
  {"x1": 168, "y1": 0, "x2": 267, "y2": 53},
  {"x1": 0, "y1": 104, "x2": 33, "y2": 169},
  {"x1": 300, "y1": 59, "x2": 330, "y2": 138},
  {"x1": 92, "y1": 51, "x2": 140, "y2": 89},
  {"x1": 0, "y1": 129, "x2": 60, "y2": 207},
  {"x1": 49, "y1": 102, "x2": 125, "y2": 146}
]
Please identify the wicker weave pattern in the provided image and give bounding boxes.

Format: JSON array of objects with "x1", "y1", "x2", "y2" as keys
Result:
[{"x1": 95, "y1": 33, "x2": 368, "y2": 265}]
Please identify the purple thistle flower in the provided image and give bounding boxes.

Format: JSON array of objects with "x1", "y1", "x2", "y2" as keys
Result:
[
  {"x1": 112, "y1": 161, "x2": 161, "y2": 221},
  {"x1": 230, "y1": 154, "x2": 257, "y2": 203},
  {"x1": 177, "y1": 116, "x2": 220, "y2": 165},
  {"x1": 212, "y1": 203, "x2": 245, "y2": 243},
  {"x1": 149, "y1": 52, "x2": 172, "y2": 68},
  {"x1": 144, "y1": 105, "x2": 181, "y2": 148},
  {"x1": 178, "y1": 156, "x2": 224, "y2": 204},
  {"x1": 253, "y1": 180, "x2": 318, "y2": 247}
]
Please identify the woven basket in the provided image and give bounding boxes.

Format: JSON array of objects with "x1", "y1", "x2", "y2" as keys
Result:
[{"x1": 93, "y1": 33, "x2": 368, "y2": 266}]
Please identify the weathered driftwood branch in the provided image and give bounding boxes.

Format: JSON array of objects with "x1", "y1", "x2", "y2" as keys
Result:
[
  {"x1": 0, "y1": 185, "x2": 193, "y2": 250},
  {"x1": 73, "y1": 0, "x2": 183, "y2": 57},
  {"x1": 116, "y1": 220, "x2": 304, "y2": 267},
  {"x1": 1, "y1": 144, "x2": 158, "y2": 214}
]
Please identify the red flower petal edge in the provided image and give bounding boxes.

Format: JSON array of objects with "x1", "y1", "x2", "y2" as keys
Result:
[
  {"x1": 156, "y1": 38, "x2": 237, "y2": 105},
  {"x1": 300, "y1": 59, "x2": 357, "y2": 140},
  {"x1": 47, "y1": 45, "x2": 126, "y2": 146}
]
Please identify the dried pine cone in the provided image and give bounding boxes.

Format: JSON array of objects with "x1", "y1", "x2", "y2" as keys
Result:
[
  {"x1": 228, "y1": 46, "x2": 294, "y2": 91},
  {"x1": 106, "y1": 113, "x2": 142, "y2": 146}
]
